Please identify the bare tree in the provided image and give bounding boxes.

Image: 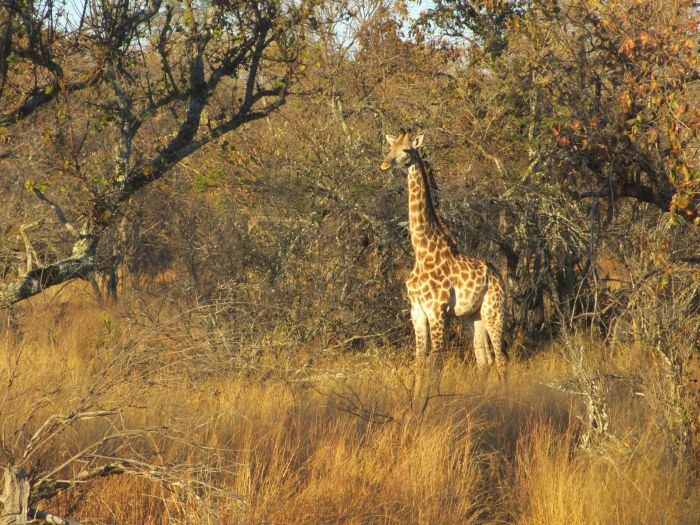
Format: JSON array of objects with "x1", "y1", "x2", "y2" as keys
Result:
[{"x1": 0, "y1": 0, "x2": 310, "y2": 307}]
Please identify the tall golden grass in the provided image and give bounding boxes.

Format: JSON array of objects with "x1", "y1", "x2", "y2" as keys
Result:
[{"x1": 1, "y1": 286, "x2": 698, "y2": 524}]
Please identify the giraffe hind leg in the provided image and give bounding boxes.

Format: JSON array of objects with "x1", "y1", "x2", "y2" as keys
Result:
[
  {"x1": 472, "y1": 319, "x2": 491, "y2": 367},
  {"x1": 472, "y1": 318, "x2": 493, "y2": 386},
  {"x1": 482, "y1": 297, "x2": 508, "y2": 385},
  {"x1": 484, "y1": 321, "x2": 507, "y2": 384}
]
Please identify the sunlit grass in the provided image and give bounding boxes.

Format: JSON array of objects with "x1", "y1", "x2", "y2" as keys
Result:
[{"x1": 1, "y1": 286, "x2": 698, "y2": 524}]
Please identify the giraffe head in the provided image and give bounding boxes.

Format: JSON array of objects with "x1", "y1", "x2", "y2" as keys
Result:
[{"x1": 380, "y1": 131, "x2": 424, "y2": 171}]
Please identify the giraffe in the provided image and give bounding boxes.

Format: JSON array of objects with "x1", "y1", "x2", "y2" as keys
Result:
[{"x1": 380, "y1": 131, "x2": 508, "y2": 394}]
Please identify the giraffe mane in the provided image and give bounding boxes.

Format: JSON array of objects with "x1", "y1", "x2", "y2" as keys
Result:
[{"x1": 414, "y1": 154, "x2": 459, "y2": 254}]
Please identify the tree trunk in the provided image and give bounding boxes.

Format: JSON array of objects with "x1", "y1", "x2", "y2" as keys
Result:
[
  {"x1": 0, "y1": 468, "x2": 84, "y2": 525},
  {"x1": 1, "y1": 468, "x2": 29, "y2": 525},
  {"x1": 0, "y1": 233, "x2": 97, "y2": 309},
  {"x1": 0, "y1": 253, "x2": 95, "y2": 309},
  {"x1": 107, "y1": 215, "x2": 129, "y2": 302}
]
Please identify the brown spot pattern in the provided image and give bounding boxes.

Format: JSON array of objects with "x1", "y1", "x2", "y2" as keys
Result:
[{"x1": 382, "y1": 131, "x2": 508, "y2": 385}]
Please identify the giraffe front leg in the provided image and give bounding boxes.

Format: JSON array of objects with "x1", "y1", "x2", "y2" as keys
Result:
[
  {"x1": 411, "y1": 301, "x2": 430, "y2": 408},
  {"x1": 426, "y1": 305, "x2": 447, "y2": 397},
  {"x1": 411, "y1": 301, "x2": 429, "y2": 367}
]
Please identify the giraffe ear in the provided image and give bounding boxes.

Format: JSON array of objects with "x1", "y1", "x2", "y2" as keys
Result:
[
  {"x1": 385, "y1": 134, "x2": 396, "y2": 146},
  {"x1": 412, "y1": 134, "x2": 424, "y2": 149}
]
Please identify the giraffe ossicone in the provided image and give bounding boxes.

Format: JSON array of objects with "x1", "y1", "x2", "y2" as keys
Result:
[{"x1": 380, "y1": 131, "x2": 508, "y2": 389}]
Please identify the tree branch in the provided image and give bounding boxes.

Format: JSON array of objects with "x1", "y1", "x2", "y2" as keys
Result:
[
  {"x1": 0, "y1": 237, "x2": 96, "y2": 309},
  {"x1": 0, "y1": 77, "x2": 100, "y2": 127},
  {"x1": 32, "y1": 189, "x2": 79, "y2": 238}
]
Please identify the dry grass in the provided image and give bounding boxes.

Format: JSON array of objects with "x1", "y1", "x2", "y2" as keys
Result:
[{"x1": 1, "y1": 287, "x2": 699, "y2": 524}]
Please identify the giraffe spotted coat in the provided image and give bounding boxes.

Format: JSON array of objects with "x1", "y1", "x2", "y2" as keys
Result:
[{"x1": 381, "y1": 131, "x2": 508, "y2": 383}]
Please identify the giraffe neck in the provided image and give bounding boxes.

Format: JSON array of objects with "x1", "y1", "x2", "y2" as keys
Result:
[{"x1": 407, "y1": 153, "x2": 457, "y2": 256}]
